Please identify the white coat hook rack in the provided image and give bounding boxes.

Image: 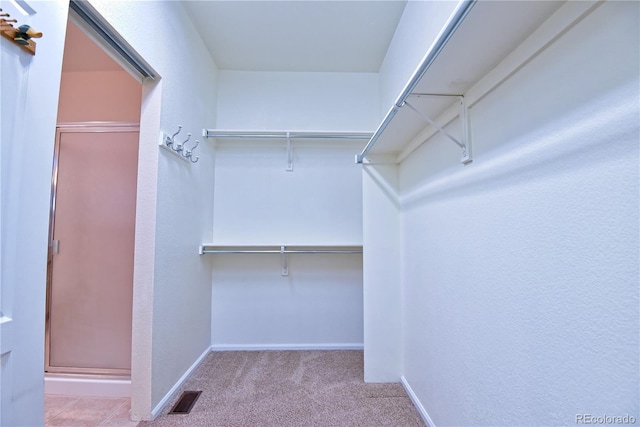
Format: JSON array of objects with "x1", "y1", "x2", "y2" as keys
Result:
[
  {"x1": 159, "y1": 125, "x2": 200, "y2": 163},
  {"x1": 403, "y1": 95, "x2": 472, "y2": 164}
]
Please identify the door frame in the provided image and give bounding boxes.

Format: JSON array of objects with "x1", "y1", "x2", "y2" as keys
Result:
[{"x1": 45, "y1": 122, "x2": 140, "y2": 376}]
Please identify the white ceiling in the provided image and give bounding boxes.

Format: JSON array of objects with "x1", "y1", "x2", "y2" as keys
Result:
[
  {"x1": 182, "y1": 1, "x2": 407, "y2": 73},
  {"x1": 62, "y1": 1, "x2": 407, "y2": 74}
]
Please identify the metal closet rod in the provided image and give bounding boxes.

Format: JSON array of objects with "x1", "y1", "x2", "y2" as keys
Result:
[
  {"x1": 356, "y1": 0, "x2": 477, "y2": 164},
  {"x1": 199, "y1": 245, "x2": 363, "y2": 255},
  {"x1": 201, "y1": 249, "x2": 363, "y2": 254},
  {"x1": 204, "y1": 129, "x2": 373, "y2": 140}
]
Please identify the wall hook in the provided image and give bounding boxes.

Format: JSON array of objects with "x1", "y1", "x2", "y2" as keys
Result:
[
  {"x1": 165, "y1": 125, "x2": 182, "y2": 148},
  {"x1": 185, "y1": 139, "x2": 200, "y2": 163},
  {"x1": 176, "y1": 133, "x2": 191, "y2": 153}
]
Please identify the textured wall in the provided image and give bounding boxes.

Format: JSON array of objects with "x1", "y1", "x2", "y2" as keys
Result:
[
  {"x1": 377, "y1": 1, "x2": 457, "y2": 116},
  {"x1": 88, "y1": 0, "x2": 218, "y2": 419},
  {"x1": 399, "y1": 2, "x2": 639, "y2": 425},
  {"x1": 210, "y1": 71, "x2": 378, "y2": 348},
  {"x1": 217, "y1": 71, "x2": 379, "y2": 131},
  {"x1": 362, "y1": 0, "x2": 458, "y2": 382},
  {"x1": 362, "y1": 163, "x2": 402, "y2": 382}
]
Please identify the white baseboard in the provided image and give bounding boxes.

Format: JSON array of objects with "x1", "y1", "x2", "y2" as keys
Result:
[
  {"x1": 210, "y1": 343, "x2": 364, "y2": 351},
  {"x1": 401, "y1": 375, "x2": 436, "y2": 427},
  {"x1": 44, "y1": 375, "x2": 131, "y2": 398},
  {"x1": 150, "y1": 346, "x2": 211, "y2": 419}
]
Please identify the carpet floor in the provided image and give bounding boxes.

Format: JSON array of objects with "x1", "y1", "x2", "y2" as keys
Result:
[{"x1": 140, "y1": 350, "x2": 425, "y2": 427}]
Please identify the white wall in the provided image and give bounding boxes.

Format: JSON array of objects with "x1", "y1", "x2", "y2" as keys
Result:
[
  {"x1": 210, "y1": 71, "x2": 378, "y2": 349},
  {"x1": 398, "y1": 2, "x2": 639, "y2": 426},
  {"x1": 87, "y1": 1, "x2": 217, "y2": 419},
  {"x1": 362, "y1": 162, "x2": 402, "y2": 382},
  {"x1": 362, "y1": 0, "x2": 458, "y2": 382},
  {"x1": 217, "y1": 71, "x2": 378, "y2": 131},
  {"x1": 377, "y1": 1, "x2": 458, "y2": 114},
  {"x1": 0, "y1": 2, "x2": 69, "y2": 425}
]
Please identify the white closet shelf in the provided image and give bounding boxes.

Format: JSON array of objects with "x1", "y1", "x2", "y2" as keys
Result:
[
  {"x1": 200, "y1": 244, "x2": 363, "y2": 276},
  {"x1": 204, "y1": 129, "x2": 373, "y2": 171},
  {"x1": 357, "y1": 0, "x2": 566, "y2": 164},
  {"x1": 203, "y1": 129, "x2": 373, "y2": 140},
  {"x1": 199, "y1": 244, "x2": 363, "y2": 255}
]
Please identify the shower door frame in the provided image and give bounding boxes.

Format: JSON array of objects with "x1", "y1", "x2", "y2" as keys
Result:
[{"x1": 44, "y1": 122, "x2": 139, "y2": 376}]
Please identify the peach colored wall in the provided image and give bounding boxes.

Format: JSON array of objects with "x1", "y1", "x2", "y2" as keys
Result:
[{"x1": 57, "y1": 71, "x2": 142, "y2": 123}]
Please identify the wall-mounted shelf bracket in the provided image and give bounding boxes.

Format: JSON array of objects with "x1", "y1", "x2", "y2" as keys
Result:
[
  {"x1": 285, "y1": 132, "x2": 294, "y2": 172},
  {"x1": 280, "y1": 246, "x2": 289, "y2": 276},
  {"x1": 403, "y1": 95, "x2": 471, "y2": 164}
]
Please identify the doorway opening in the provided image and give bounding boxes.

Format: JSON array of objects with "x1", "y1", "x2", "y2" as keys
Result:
[{"x1": 44, "y1": 15, "x2": 143, "y2": 395}]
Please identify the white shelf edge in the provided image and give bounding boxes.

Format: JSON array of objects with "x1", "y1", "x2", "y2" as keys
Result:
[
  {"x1": 360, "y1": 0, "x2": 599, "y2": 165},
  {"x1": 199, "y1": 243, "x2": 363, "y2": 255},
  {"x1": 396, "y1": 0, "x2": 603, "y2": 164},
  {"x1": 203, "y1": 129, "x2": 373, "y2": 140}
]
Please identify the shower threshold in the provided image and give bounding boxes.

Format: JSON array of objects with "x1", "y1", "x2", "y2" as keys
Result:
[{"x1": 44, "y1": 373, "x2": 131, "y2": 397}]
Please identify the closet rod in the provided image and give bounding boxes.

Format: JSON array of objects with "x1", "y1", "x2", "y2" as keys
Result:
[
  {"x1": 200, "y1": 249, "x2": 363, "y2": 254},
  {"x1": 356, "y1": 0, "x2": 476, "y2": 164},
  {"x1": 204, "y1": 130, "x2": 373, "y2": 140}
]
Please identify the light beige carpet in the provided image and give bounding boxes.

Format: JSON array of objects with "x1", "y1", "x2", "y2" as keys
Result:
[{"x1": 141, "y1": 350, "x2": 425, "y2": 427}]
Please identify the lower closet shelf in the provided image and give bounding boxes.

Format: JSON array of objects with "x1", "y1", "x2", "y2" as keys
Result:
[
  {"x1": 199, "y1": 244, "x2": 363, "y2": 276},
  {"x1": 199, "y1": 244, "x2": 363, "y2": 255}
]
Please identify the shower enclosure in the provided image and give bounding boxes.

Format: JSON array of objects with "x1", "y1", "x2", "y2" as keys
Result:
[{"x1": 45, "y1": 124, "x2": 139, "y2": 376}]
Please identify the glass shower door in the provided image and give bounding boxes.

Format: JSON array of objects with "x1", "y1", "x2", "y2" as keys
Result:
[{"x1": 46, "y1": 125, "x2": 138, "y2": 375}]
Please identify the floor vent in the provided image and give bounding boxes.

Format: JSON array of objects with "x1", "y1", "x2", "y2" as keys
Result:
[{"x1": 169, "y1": 390, "x2": 202, "y2": 414}]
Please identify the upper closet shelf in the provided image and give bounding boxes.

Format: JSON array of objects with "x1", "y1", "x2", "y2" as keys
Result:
[
  {"x1": 203, "y1": 129, "x2": 373, "y2": 140},
  {"x1": 357, "y1": 0, "x2": 566, "y2": 165},
  {"x1": 204, "y1": 129, "x2": 373, "y2": 171}
]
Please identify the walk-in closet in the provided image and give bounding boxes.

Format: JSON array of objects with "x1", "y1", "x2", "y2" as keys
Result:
[{"x1": 1, "y1": 0, "x2": 637, "y2": 426}]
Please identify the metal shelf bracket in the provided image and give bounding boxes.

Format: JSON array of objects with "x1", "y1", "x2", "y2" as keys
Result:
[
  {"x1": 281, "y1": 245, "x2": 289, "y2": 276},
  {"x1": 404, "y1": 95, "x2": 472, "y2": 164},
  {"x1": 285, "y1": 132, "x2": 294, "y2": 172}
]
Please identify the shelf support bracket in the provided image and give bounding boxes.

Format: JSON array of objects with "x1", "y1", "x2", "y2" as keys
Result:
[
  {"x1": 285, "y1": 132, "x2": 294, "y2": 171},
  {"x1": 404, "y1": 96, "x2": 472, "y2": 164},
  {"x1": 281, "y1": 245, "x2": 289, "y2": 276}
]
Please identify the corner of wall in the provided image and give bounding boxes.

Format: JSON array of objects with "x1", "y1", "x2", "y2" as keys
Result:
[
  {"x1": 130, "y1": 78, "x2": 162, "y2": 421},
  {"x1": 362, "y1": 162, "x2": 402, "y2": 382}
]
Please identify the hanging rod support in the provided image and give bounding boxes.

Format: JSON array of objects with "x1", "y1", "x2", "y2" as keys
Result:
[
  {"x1": 355, "y1": 0, "x2": 477, "y2": 164},
  {"x1": 286, "y1": 131, "x2": 293, "y2": 171},
  {"x1": 404, "y1": 100, "x2": 463, "y2": 148},
  {"x1": 404, "y1": 97, "x2": 472, "y2": 164},
  {"x1": 281, "y1": 246, "x2": 289, "y2": 276}
]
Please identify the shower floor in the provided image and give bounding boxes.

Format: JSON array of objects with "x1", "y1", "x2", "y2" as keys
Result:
[{"x1": 45, "y1": 395, "x2": 138, "y2": 427}]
